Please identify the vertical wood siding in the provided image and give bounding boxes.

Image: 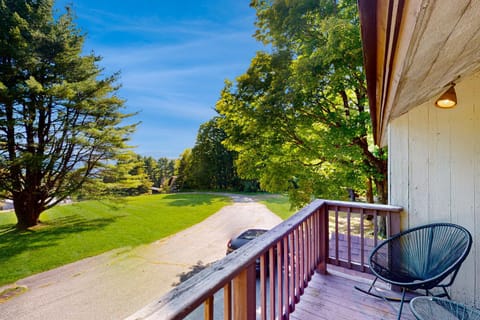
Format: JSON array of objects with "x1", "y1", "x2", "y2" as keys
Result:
[{"x1": 388, "y1": 71, "x2": 480, "y2": 307}]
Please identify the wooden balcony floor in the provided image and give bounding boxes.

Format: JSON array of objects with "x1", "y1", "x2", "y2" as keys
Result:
[{"x1": 290, "y1": 266, "x2": 416, "y2": 320}]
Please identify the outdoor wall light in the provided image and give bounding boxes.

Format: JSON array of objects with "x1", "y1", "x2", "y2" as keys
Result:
[{"x1": 435, "y1": 84, "x2": 457, "y2": 108}]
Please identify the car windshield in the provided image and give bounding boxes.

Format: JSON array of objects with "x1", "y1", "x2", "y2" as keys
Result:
[{"x1": 241, "y1": 229, "x2": 267, "y2": 240}]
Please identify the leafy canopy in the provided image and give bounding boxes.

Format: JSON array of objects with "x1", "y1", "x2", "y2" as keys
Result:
[{"x1": 216, "y1": 0, "x2": 387, "y2": 206}]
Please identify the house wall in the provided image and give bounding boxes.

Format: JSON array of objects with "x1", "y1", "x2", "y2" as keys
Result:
[{"x1": 388, "y1": 71, "x2": 480, "y2": 307}]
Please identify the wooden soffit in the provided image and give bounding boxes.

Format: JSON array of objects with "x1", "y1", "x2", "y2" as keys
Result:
[{"x1": 358, "y1": 0, "x2": 480, "y2": 146}]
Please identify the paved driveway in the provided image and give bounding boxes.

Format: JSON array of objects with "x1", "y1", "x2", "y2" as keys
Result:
[{"x1": 0, "y1": 194, "x2": 282, "y2": 320}]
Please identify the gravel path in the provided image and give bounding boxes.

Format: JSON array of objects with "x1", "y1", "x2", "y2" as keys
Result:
[{"x1": 0, "y1": 194, "x2": 282, "y2": 320}]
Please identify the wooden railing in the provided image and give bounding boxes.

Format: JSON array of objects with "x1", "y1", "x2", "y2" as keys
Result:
[
  {"x1": 126, "y1": 199, "x2": 402, "y2": 320},
  {"x1": 326, "y1": 201, "x2": 402, "y2": 273}
]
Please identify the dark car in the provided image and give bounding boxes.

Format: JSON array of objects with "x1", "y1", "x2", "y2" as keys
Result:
[
  {"x1": 226, "y1": 229, "x2": 268, "y2": 255},
  {"x1": 226, "y1": 229, "x2": 270, "y2": 273}
]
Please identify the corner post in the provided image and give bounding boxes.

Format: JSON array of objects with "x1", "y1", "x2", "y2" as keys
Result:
[
  {"x1": 233, "y1": 263, "x2": 256, "y2": 320},
  {"x1": 317, "y1": 204, "x2": 329, "y2": 274}
]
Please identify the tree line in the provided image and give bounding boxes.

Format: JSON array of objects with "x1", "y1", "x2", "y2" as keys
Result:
[
  {"x1": 188, "y1": 0, "x2": 387, "y2": 208},
  {"x1": 1, "y1": 0, "x2": 387, "y2": 229}
]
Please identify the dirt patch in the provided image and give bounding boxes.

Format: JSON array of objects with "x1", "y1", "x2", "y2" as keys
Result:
[{"x1": 0, "y1": 286, "x2": 27, "y2": 303}]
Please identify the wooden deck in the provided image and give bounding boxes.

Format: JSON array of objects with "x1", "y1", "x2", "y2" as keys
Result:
[{"x1": 290, "y1": 266, "x2": 416, "y2": 320}]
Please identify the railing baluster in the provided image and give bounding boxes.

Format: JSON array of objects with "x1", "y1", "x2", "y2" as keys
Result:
[
  {"x1": 302, "y1": 221, "x2": 307, "y2": 282},
  {"x1": 306, "y1": 217, "x2": 312, "y2": 279},
  {"x1": 299, "y1": 223, "x2": 305, "y2": 294},
  {"x1": 260, "y1": 254, "x2": 267, "y2": 320},
  {"x1": 289, "y1": 232, "x2": 295, "y2": 312},
  {"x1": 294, "y1": 228, "x2": 300, "y2": 303},
  {"x1": 347, "y1": 207, "x2": 352, "y2": 268},
  {"x1": 269, "y1": 247, "x2": 275, "y2": 320},
  {"x1": 314, "y1": 209, "x2": 320, "y2": 267},
  {"x1": 204, "y1": 296, "x2": 214, "y2": 320},
  {"x1": 335, "y1": 206, "x2": 339, "y2": 265},
  {"x1": 224, "y1": 282, "x2": 232, "y2": 320},
  {"x1": 277, "y1": 241, "x2": 283, "y2": 319},
  {"x1": 283, "y1": 236, "x2": 290, "y2": 320},
  {"x1": 360, "y1": 208, "x2": 365, "y2": 272}
]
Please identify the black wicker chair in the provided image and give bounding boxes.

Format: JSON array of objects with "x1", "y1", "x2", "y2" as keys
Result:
[
  {"x1": 410, "y1": 296, "x2": 480, "y2": 320},
  {"x1": 355, "y1": 223, "x2": 472, "y2": 320}
]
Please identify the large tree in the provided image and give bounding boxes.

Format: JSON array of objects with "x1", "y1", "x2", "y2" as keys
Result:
[
  {"x1": 141, "y1": 156, "x2": 175, "y2": 189},
  {"x1": 0, "y1": 1, "x2": 136, "y2": 228},
  {"x1": 101, "y1": 152, "x2": 152, "y2": 196},
  {"x1": 174, "y1": 148, "x2": 193, "y2": 190},
  {"x1": 186, "y1": 117, "x2": 242, "y2": 190},
  {"x1": 216, "y1": 0, "x2": 387, "y2": 206}
]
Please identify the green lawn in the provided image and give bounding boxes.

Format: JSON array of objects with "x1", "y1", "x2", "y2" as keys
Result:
[
  {"x1": 0, "y1": 193, "x2": 231, "y2": 287},
  {"x1": 258, "y1": 194, "x2": 297, "y2": 220}
]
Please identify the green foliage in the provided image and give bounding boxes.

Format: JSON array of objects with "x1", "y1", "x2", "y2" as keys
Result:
[
  {"x1": 186, "y1": 118, "x2": 236, "y2": 190},
  {"x1": 174, "y1": 148, "x2": 193, "y2": 190},
  {"x1": 79, "y1": 151, "x2": 152, "y2": 198},
  {"x1": 142, "y1": 156, "x2": 175, "y2": 188},
  {"x1": 217, "y1": 0, "x2": 387, "y2": 207},
  {"x1": 0, "y1": 193, "x2": 231, "y2": 286},
  {"x1": 0, "y1": 1, "x2": 136, "y2": 228},
  {"x1": 179, "y1": 117, "x2": 262, "y2": 192}
]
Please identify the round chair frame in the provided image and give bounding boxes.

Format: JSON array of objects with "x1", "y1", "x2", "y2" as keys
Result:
[{"x1": 355, "y1": 223, "x2": 473, "y2": 320}]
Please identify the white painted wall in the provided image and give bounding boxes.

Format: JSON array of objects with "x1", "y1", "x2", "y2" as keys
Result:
[{"x1": 388, "y1": 71, "x2": 480, "y2": 307}]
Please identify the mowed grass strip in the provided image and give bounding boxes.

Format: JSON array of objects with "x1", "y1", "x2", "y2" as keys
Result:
[
  {"x1": 259, "y1": 194, "x2": 297, "y2": 220},
  {"x1": 0, "y1": 193, "x2": 231, "y2": 287}
]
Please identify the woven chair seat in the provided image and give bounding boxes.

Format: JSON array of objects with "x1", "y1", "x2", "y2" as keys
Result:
[{"x1": 410, "y1": 296, "x2": 480, "y2": 320}]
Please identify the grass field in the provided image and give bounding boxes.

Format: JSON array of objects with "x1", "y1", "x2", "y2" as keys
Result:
[
  {"x1": 258, "y1": 194, "x2": 297, "y2": 220},
  {"x1": 0, "y1": 192, "x2": 379, "y2": 290},
  {"x1": 0, "y1": 193, "x2": 231, "y2": 287}
]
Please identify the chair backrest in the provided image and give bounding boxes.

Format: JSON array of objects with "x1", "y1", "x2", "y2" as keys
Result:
[{"x1": 370, "y1": 223, "x2": 472, "y2": 288}]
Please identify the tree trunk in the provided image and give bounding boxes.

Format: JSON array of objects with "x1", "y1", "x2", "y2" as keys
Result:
[
  {"x1": 374, "y1": 176, "x2": 388, "y2": 237},
  {"x1": 13, "y1": 192, "x2": 45, "y2": 229},
  {"x1": 375, "y1": 176, "x2": 388, "y2": 205},
  {"x1": 365, "y1": 177, "x2": 374, "y2": 203}
]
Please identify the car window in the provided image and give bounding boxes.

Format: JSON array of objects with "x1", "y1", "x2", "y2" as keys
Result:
[{"x1": 241, "y1": 230, "x2": 267, "y2": 240}]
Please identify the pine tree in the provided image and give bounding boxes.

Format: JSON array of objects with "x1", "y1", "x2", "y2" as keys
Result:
[{"x1": 0, "y1": 0, "x2": 136, "y2": 228}]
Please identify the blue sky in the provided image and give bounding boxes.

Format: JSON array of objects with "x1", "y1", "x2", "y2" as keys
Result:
[{"x1": 54, "y1": 0, "x2": 263, "y2": 159}]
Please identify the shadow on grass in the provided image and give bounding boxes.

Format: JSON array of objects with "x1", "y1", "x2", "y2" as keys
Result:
[{"x1": 0, "y1": 214, "x2": 118, "y2": 265}]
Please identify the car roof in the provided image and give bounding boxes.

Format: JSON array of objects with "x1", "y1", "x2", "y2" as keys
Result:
[{"x1": 237, "y1": 229, "x2": 268, "y2": 240}]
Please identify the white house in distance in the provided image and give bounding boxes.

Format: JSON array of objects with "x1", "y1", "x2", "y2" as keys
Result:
[{"x1": 358, "y1": 0, "x2": 480, "y2": 307}]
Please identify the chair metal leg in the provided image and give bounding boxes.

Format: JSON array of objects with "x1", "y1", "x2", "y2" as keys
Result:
[
  {"x1": 368, "y1": 277, "x2": 378, "y2": 293},
  {"x1": 354, "y1": 277, "x2": 408, "y2": 302},
  {"x1": 441, "y1": 287, "x2": 451, "y2": 300},
  {"x1": 397, "y1": 288, "x2": 406, "y2": 320},
  {"x1": 355, "y1": 278, "x2": 410, "y2": 319}
]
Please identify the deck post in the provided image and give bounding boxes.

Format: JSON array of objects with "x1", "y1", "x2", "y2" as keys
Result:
[
  {"x1": 233, "y1": 263, "x2": 256, "y2": 320},
  {"x1": 204, "y1": 296, "x2": 214, "y2": 320},
  {"x1": 388, "y1": 211, "x2": 401, "y2": 236},
  {"x1": 388, "y1": 211, "x2": 402, "y2": 292},
  {"x1": 317, "y1": 205, "x2": 329, "y2": 274}
]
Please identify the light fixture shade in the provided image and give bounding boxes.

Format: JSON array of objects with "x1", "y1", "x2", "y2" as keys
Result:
[{"x1": 435, "y1": 85, "x2": 457, "y2": 108}]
